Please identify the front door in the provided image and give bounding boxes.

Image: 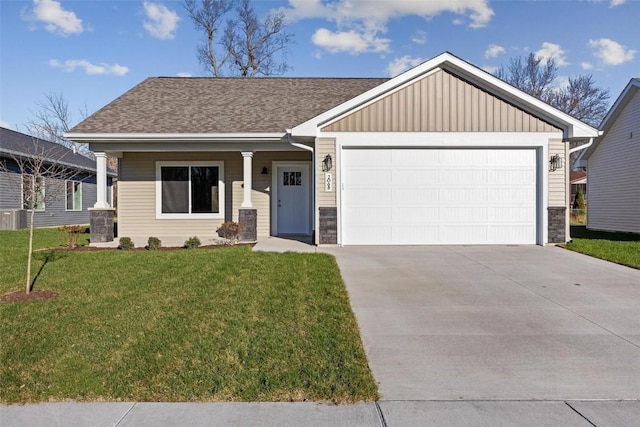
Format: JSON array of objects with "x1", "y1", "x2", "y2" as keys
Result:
[{"x1": 275, "y1": 164, "x2": 310, "y2": 235}]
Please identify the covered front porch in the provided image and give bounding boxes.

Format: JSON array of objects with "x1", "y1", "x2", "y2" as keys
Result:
[{"x1": 85, "y1": 136, "x2": 314, "y2": 247}]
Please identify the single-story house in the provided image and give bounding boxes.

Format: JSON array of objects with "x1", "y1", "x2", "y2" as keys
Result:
[
  {"x1": 67, "y1": 52, "x2": 599, "y2": 246},
  {"x1": 0, "y1": 127, "x2": 115, "y2": 229},
  {"x1": 577, "y1": 78, "x2": 640, "y2": 234}
]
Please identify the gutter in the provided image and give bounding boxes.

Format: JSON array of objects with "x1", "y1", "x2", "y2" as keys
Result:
[{"x1": 285, "y1": 131, "x2": 314, "y2": 153}]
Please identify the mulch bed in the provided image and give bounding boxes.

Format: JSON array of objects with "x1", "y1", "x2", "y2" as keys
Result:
[{"x1": 0, "y1": 289, "x2": 60, "y2": 303}]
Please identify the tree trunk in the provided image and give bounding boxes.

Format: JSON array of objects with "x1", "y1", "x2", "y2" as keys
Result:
[{"x1": 26, "y1": 208, "x2": 35, "y2": 294}]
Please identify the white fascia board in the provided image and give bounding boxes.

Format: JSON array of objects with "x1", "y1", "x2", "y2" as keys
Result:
[
  {"x1": 325, "y1": 132, "x2": 561, "y2": 148},
  {"x1": 64, "y1": 132, "x2": 286, "y2": 143},
  {"x1": 292, "y1": 51, "x2": 599, "y2": 140}
]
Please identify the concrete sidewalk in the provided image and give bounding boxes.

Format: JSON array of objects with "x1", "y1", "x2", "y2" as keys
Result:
[{"x1": 2, "y1": 400, "x2": 639, "y2": 426}]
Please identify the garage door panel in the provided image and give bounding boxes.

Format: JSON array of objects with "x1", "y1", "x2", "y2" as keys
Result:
[{"x1": 342, "y1": 148, "x2": 538, "y2": 245}]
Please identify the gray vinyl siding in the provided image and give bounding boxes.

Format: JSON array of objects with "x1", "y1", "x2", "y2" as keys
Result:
[
  {"x1": 0, "y1": 163, "x2": 109, "y2": 227},
  {"x1": 118, "y1": 151, "x2": 310, "y2": 246},
  {"x1": 587, "y1": 90, "x2": 640, "y2": 234}
]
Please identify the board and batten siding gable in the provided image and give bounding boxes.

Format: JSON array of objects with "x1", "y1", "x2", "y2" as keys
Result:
[
  {"x1": 321, "y1": 69, "x2": 560, "y2": 133},
  {"x1": 118, "y1": 151, "x2": 310, "y2": 245},
  {"x1": 588, "y1": 90, "x2": 640, "y2": 234}
]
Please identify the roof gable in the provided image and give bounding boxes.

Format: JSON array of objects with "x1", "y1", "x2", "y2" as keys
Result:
[
  {"x1": 293, "y1": 52, "x2": 598, "y2": 139},
  {"x1": 580, "y1": 78, "x2": 640, "y2": 161},
  {"x1": 322, "y1": 68, "x2": 559, "y2": 133}
]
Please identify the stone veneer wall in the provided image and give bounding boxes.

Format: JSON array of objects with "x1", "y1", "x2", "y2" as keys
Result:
[
  {"x1": 238, "y1": 208, "x2": 257, "y2": 242},
  {"x1": 548, "y1": 207, "x2": 566, "y2": 243},
  {"x1": 89, "y1": 209, "x2": 115, "y2": 243},
  {"x1": 319, "y1": 207, "x2": 337, "y2": 244}
]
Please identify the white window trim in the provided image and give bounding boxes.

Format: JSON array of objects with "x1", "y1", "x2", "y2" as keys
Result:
[
  {"x1": 22, "y1": 175, "x2": 45, "y2": 211},
  {"x1": 65, "y1": 180, "x2": 82, "y2": 211},
  {"x1": 155, "y1": 161, "x2": 225, "y2": 219}
]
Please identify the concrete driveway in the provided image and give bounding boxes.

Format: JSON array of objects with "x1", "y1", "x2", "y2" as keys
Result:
[{"x1": 322, "y1": 245, "x2": 640, "y2": 401}]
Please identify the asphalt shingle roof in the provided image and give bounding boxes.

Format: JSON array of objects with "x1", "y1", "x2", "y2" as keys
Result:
[{"x1": 70, "y1": 77, "x2": 389, "y2": 134}]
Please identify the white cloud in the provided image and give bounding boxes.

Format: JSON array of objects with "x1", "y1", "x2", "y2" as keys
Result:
[
  {"x1": 554, "y1": 76, "x2": 570, "y2": 90},
  {"x1": 29, "y1": 0, "x2": 83, "y2": 36},
  {"x1": 176, "y1": 72, "x2": 192, "y2": 77},
  {"x1": 610, "y1": 0, "x2": 627, "y2": 6},
  {"x1": 581, "y1": 61, "x2": 593, "y2": 70},
  {"x1": 589, "y1": 38, "x2": 636, "y2": 66},
  {"x1": 482, "y1": 65, "x2": 499, "y2": 74},
  {"x1": 312, "y1": 28, "x2": 390, "y2": 54},
  {"x1": 283, "y1": 0, "x2": 493, "y2": 54},
  {"x1": 312, "y1": 50, "x2": 323, "y2": 59},
  {"x1": 1, "y1": 119, "x2": 12, "y2": 129},
  {"x1": 411, "y1": 30, "x2": 427, "y2": 45},
  {"x1": 535, "y1": 42, "x2": 568, "y2": 66},
  {"x1": 143, "y1": 1, "x2": 180, "y2": 40},
  {"x1": 49, "y1": 59, "x2": 129, "y2": 76},
  {"x1": 386, "y1": 55, "x2": 425, "y2": 77},
  {"x1": 484, "y1": 44, "x2": 505, "y2": 58}
]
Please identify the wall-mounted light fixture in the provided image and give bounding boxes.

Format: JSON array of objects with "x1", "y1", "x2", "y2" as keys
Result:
[
  {"x1": 322, "y1": 154, "x2": 333, "y2": 172},
  {"x1": 261, "y1": 166, "x2": 269, "y2": 175},
  {"x1": 549, "y1": 154, "x2": 563, "y2": 172}
]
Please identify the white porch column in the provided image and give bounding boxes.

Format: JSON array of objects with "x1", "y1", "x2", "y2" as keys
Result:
[
  {"x1": 241, "y1": 151, "x2": 254, "y2": 208},
  {"x1": 94, "y1": 152, "x2": 109, "y2": 208}
]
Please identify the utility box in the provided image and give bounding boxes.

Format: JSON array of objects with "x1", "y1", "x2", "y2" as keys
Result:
[{"x1": 0, "y1": 209, "x2": 27, "y2": 230}]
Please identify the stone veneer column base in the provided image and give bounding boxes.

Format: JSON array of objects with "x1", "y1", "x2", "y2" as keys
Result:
[
  {"x1": 548, "y1": 207, "x2": 567, "y2": 243},
  {"x1": 89, "y1": 208, "x2": 115, "y2": 243},
  {"x1": 319, "y1": 207, "x2": 337, "y2": 244},
  {"x1": 238, "y1": 208, "x2": 257, "y2": 243}
]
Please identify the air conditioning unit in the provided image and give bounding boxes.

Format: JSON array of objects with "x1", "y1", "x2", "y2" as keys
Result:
[{"x1": 0, "y1": 209, "x2": 27, "y2": 230}]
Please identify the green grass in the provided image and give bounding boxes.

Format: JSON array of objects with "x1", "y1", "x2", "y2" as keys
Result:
[
  {"x1": 0, "y1": 228, "x2": 377, "y2": 403},
  {"x1": 565, "y1": 225, "x2": 640, "y2": 269}
]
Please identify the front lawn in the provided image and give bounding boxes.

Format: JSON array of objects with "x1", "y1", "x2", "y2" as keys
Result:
[
  {"x1": 565, "y1": 225, "x2": 640, "y2": 269},
  {"x1": 0, "y1": 228, "x2": 377, "y2": 403}
]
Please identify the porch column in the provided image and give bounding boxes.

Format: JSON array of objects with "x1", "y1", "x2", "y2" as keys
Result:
[
  {"x1": 89, "y1": 151, "x2": 115, "y2": 243},
  {"x1": 94, "y1": 152, "x2": 109, "y2": 208},
  {"x1": 239, "y1": 151, "x2": 257, "y2": 242},
  {"x1": 241, "y1": 151, "x2": 253, "y2": 207}
]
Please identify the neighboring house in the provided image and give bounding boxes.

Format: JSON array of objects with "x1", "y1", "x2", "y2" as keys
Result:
[
  {"x1": 570, "y1": 170, "x2": 587, "y2": 209},
  {"x1": 67, "y1": 52, "x2": 599, "y2": 246},
  {"x1": 577, "y1": 78, "x2": 640, "y2": 234},
  {"x1": 0, "y1": 127, "x2": 115, "y2": 229}
]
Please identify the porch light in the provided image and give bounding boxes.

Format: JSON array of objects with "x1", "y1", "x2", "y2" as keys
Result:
[
  {"x1": 322, "y1": 154, "x2": 333, "y2": 172},
  {"x1": 549, "y1": 154, "x2": 563, "y2": 172},
  {"x1": 261, "y1": 166, "x2": 269, "y2": 175}
]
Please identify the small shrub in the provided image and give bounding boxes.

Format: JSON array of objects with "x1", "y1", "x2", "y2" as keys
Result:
[
  {"x1": 184, "y1": 236, "x2": 201, "y2": 249},
  {"x1": 147, "y1": 236, "x2": 162, "y2": 250},
  {"x1": 574, "y1": 186, "x2": 586, "y2": 211},
  {"x1": 119, "y1": 237, "x2": 135, "y2": 250},
  {"x1": 58, "y1": 225, "x2": 86, "y2": 248},
  {"x1": 216, "y1": 221, "x2": 240, "y2": 244}
]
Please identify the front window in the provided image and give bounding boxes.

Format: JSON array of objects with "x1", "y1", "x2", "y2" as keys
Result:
[
  {"x1": 22, "y1": 175, "x2": 45, "y2": 211},
  {"x1": 156, "y1": 162, "x2": 224, "y2": 218},
  {"x1": 66, "y1": 180, "x2": 82, "y2": 211}
]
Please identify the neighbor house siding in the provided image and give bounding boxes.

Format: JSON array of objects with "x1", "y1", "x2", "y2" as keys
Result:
[
  {"x1": 118, "y1": 151, "x2": 310, "y2": 245},
  {"x1": 587, "y1": 90, "x2": 640, "y2": 234},
  {"x1": 322, "y1": 69, "x2": 560, "y2": 133}
]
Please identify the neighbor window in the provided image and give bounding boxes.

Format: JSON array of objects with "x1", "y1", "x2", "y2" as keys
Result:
[
  {"x1": 66, "y1": 180, "x2": 82, "y2": 211},
  {"x1": 22, "y1": 175, "x2": 45, "y2": 211},
  {"x1": 156, "y1": 161, "x2": 224, "y2": 218}
]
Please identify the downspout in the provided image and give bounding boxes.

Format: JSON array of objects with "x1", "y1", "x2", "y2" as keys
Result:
[
  {"x1": 286, "y1": 131, "x2": 316, "y2": 243},
  {"x1": 569, "y1": 137, "x2": 594, "y2": 154}
]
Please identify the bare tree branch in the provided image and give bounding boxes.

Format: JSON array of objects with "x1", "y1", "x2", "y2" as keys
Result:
[{"x1": 186, "y1": 0, "x2": 291, "y2": 77}]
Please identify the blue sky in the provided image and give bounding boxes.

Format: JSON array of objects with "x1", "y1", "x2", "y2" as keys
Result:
[{"x1": 1, "y1": 0, "x2": 638, "y2": 132}]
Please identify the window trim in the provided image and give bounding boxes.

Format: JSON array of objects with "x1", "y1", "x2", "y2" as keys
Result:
[
  {"x1": 65, "y1": 180, "x2": 83, "y2": 211},
  {"x1": 22, "y1": 175, "x2": 45, "y2": 211},
  {"x1": 155, "y1": 161, "x2": 225, "y2": 219}
]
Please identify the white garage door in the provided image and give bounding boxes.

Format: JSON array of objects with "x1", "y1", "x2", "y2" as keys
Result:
[{"x1": 341, "y1": 148, "x2": 538, "y2": 245}]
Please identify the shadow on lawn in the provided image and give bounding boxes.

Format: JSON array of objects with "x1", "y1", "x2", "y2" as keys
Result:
[
  {"x1": 31, "y1": 249, "x2": 67, "y2": 290},
  {"x1": 571, "y1": 225, "x2": 640, "y2": 242}
]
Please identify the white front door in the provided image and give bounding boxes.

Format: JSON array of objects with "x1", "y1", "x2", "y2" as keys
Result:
[{"x1": 275, "y1": 163, "x2": 311, "y2": 235}]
